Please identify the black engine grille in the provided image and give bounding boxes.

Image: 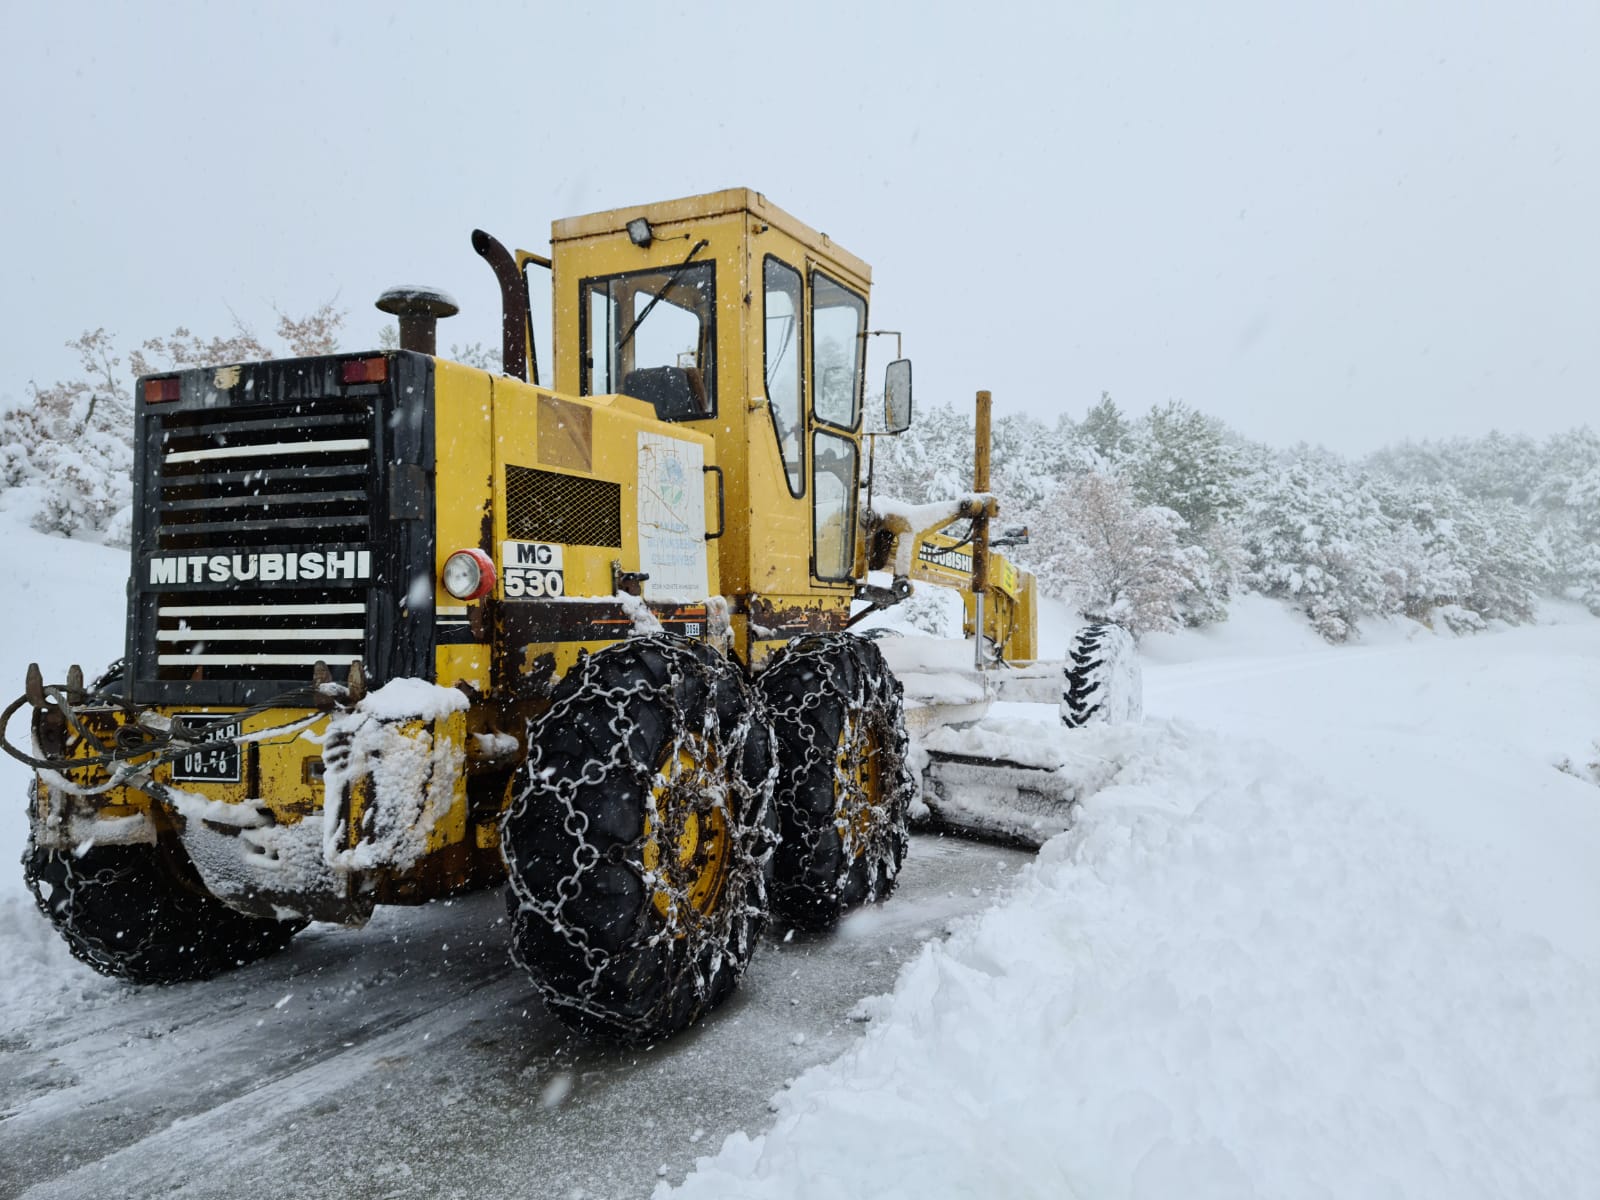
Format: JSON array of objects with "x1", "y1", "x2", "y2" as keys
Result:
[
  {"x1": 129, "y1": 355, "x2": 436, "y2": 706},
  {"x1": 505, "y1": 464, "x2": 621, "y2": 547}
]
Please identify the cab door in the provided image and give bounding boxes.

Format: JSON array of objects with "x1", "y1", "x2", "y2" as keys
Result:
[{"x1": 806, "y1": 269, "x2": 867, "y2": 586}]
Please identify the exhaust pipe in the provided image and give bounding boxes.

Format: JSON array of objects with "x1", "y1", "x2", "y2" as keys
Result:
[
  {"x1": 471, "y1": 229, "x2": 532, "y2": 384},
  {"x1": 375, "y1": 286, "x2": 459, "y2": 356}
]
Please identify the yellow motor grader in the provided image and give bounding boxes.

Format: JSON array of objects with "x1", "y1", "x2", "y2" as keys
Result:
[{"x1": 6, "y1": 189, "x2": 1077, "y2": 1043}]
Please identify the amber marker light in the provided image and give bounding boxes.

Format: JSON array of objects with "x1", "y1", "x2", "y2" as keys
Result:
[
  {"x1": 442, "y1": 549, "x2": 497, "y2": 600},
  {"x1": 143, "y1": 377, "x2": 181, "y2": 402}
]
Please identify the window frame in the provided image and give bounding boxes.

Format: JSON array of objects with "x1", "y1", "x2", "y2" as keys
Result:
[
  {"x1": 810, "y1": 429, "x2": 859, "y2": 582},
  {"x1": 808, "y1": 269, "x2": 867, "y2": 432},
  {"x1": 577, "y1": 261, "x2": 719, "y2": 420},
  {"x1": 762, "y1": 254, "x2": 807, "y2": 499}
]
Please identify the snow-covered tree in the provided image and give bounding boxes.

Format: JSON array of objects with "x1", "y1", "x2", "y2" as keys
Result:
[
  {"x1": 873, "y1": 400, "x2": 975, "y2": 505},
  {"x1": 1239, "y1": 449, "x2": 1391, "y2": 641},
  {"x1": 1076, "y1": 392, "x2": 1133, "y2": 467},
  {"x1": 5, "y1": 330, "x2": 136, "y2": 540},
  {"x1": 6, "y1": 306, "x2": 345, "y2": 544},
  {"x1": 1122, "y1": 400, "x2": 1244, "y2": 535},
  {"x1": 1030, "y1": 470, "x2": 1202, "y2": 637}
]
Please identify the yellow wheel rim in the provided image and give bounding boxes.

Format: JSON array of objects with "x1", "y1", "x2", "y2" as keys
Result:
[
  {"x1": 642, "y1": 739, "x2": 732, "y2": 925},
  {"x1": 833, "y1": 715, "x2": 882, "y2": 860}
]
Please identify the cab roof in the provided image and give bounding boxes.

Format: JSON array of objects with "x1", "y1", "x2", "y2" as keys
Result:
[{"x1": 550, "y1": 188, "x2": 872, "y2": 286}]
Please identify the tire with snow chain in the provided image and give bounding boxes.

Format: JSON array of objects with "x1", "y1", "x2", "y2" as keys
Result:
[
  {"x1": 23, "y1": 813, "x2": 306, "y2": 984},
  {"x1": 1060, "y1": 623, "x2": 1142, "y2": 728},
  {"x1": 758, "y1": 634, "x2": 914, "y2": 932},
  {"x1": 501, "y1": 635, "x2": 777, "y2": 1045}
]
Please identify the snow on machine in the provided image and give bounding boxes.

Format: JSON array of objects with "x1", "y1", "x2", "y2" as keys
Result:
[{"x1": 4, "y1": 189, "x2": 1138, "y2": 1043}]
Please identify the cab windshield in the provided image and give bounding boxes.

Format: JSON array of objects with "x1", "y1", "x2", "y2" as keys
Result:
[{"x1": 581, "y1": 262, "x2": 716, "y2": 419}]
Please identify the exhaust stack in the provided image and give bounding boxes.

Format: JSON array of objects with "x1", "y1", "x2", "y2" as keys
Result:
[{"x1": 376, "y1": 286, "x2": 459, "y2": 356}]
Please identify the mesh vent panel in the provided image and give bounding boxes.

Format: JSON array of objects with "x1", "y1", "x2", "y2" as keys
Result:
[{"x1": 506, "y1": 465, "x2": 622, "y2": 547}]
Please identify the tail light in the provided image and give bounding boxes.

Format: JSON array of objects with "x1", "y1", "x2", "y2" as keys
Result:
[{"x1": 340, "y1": 356, "x2": 388, "y2": 385}]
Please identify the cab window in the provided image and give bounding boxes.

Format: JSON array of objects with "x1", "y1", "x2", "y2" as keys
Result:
[
  {"x1": 810, "y1": 271, "x2": 865, "y2": 429},
  {"x1": 812, "y1": 430, "x2": 857, "y2": 580},
  {"x1": 580, "y1": 262, "x2": 716, "y2": 420},
  {"x1": 763, "y1": 256, "x2": 805, "y2": 496}
]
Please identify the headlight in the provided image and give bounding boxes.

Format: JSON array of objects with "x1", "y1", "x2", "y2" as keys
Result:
[{"x1": 442, "y1": 549, "x2": 496, "y2": 600}]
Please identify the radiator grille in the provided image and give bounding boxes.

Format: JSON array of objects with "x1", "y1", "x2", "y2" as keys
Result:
[
  {"x1": 155, "y1": 398, "x2": 373, "y2": 551},
  {"x1": 506, "y1": 465, "x2": 622, "y2": 547},
  {"x1": 148, "y1": 396, "x2": 376, "y2": 685}
]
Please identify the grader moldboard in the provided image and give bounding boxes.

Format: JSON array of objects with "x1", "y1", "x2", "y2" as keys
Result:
[{"x1": 5, "y1": 190, "x2": 1138, "y2": 1044}]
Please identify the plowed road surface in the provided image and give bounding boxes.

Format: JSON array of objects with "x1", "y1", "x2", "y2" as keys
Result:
[{"x1": 1, "y1": 834, "x2": 1030, "y2": 1200}]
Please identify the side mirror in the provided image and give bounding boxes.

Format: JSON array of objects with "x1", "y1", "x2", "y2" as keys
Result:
[{"x1": 883, "y1": 358, "x2": 913, "y2": 434}]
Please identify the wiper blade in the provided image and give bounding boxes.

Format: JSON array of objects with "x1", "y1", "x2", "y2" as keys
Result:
[{"x1": 616, "y1": 239, "x2": 710, "y2": 353}]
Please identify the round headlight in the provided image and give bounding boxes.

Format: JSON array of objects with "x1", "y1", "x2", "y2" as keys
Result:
[{"x1": 442, "y1": 549, "x2": 496, "y2": 600}]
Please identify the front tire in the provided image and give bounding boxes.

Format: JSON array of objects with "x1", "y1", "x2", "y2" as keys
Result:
[
  {"x1": 501, "y1": 636, "x2": 776, "y2": 1044},
  {"x1": 23, "y1": 822, "x2": 306, "y2": 984},
  {"x1": 758, "y1": 635, "x2": 914, "y2": 931}
]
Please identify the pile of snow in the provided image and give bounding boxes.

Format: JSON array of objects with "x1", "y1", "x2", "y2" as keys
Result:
[
  {"x1": 0, "y1": 506, "x2": 129, "y2": 1031},
  {"x1": 666, "y1": 605, "x2": 1600, "y2": 1197}
]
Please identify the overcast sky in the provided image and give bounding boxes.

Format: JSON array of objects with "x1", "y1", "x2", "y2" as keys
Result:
[{"x1": 4, "y1": 1, "x2": 1594, "y2": 455}]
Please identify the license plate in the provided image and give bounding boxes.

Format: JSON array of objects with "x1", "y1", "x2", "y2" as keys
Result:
[{"x1": 171, "y1": 714, "x2": 242, "y2": 783}]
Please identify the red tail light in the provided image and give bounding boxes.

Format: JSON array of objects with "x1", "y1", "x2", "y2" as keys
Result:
[
  {"x1": 340, "y1": 357, "x2": 388, "y2": 385},
  {"x1": 143, "y1": 377, "x2": 181, "y2": 403}
]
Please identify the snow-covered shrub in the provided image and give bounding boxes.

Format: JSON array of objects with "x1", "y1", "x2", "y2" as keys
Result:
[
  {"x1": 8, "y1": 331, "x2": 136, "y2": 542},
  {"x1": 890, "y1": 583, "x2": 962, "y2": 638},
  {"x1": 1554, "y1": 740, "x2": 1600, "y2": 788},
  {"x1": 1430, "y1": 604, "x2": 1488, "y2": 635}
]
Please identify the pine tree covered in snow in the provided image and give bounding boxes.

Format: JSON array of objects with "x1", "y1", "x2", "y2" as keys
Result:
[{"x1": 1239, "y1": 449, "x2": 1391, "y2": 641}]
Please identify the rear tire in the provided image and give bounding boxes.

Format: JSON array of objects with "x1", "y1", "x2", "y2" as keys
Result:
[
  {"x1": 23, "y1": 814, "x2": 306, "y2": 984},
  {"x1": 1060, "y1": 623, "x2": 1142, "y2": 727},
  {"x1": 501, "y1": 636, "x2": 776, "y2": 1044},
  {"x1": 758, "y1": 634, "x2": 914, "y2": 931}
]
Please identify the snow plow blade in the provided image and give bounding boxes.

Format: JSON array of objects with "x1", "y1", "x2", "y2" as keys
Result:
[
  {"x1": 877, "y1": 624, "x2": 1143, "y2": 850},
  {"x1": 916, "y1": 719, "x2": 1122, "y2": 849}
]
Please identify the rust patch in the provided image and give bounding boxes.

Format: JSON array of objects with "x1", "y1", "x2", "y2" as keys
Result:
[{"x1": 748, "y1": 595, "x2": 849, "y2": 637}]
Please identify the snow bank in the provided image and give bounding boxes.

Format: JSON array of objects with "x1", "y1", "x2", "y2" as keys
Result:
[
  {"x1": 0, "y1": 511, "x2": 128, "y2": 907},
  {"x1": 665, "y1": 719, "x2": 1600, "y2": 1199},
  {"x1": 0, "y1": 892, "x2": 116, "y2": 1036}
]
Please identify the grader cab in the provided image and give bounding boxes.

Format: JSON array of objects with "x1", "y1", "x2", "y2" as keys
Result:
[{"x1": 8, "y1": 189, "x2": 1055, "y2": 1043}]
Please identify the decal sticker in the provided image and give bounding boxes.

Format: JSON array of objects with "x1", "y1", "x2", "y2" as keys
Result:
[{"x1": 637, "y1": 432, "x2": 708, "y2": 603}]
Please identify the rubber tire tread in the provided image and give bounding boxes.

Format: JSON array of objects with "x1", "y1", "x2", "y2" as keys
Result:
[
  {"x1": 501, "y1": 636, "x2": 776, "y2": 1045},
  {"x1": 1060, "y1": 622, "x2": 1137, "y2": 727},
  {"x1": 23, "y1": 818, "x2": 306, "y2": 985},
  {"x1": 758, "y1": 634, "x2": 914, "y2": 932}
]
